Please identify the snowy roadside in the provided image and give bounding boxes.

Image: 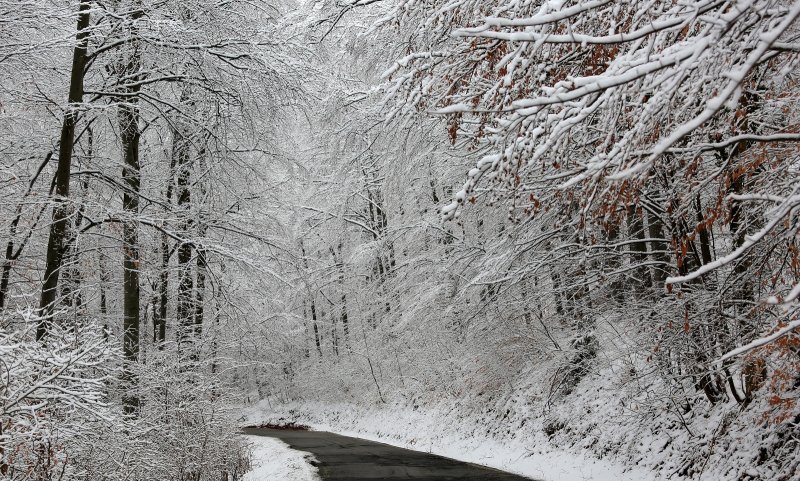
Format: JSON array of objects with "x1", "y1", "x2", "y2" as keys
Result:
[
  {"x1": 241, "y1": 401, "x2": 658, "y2": 481},
  {"x1": 241, "y1": 434, "x2": 320, "y2": 481}
]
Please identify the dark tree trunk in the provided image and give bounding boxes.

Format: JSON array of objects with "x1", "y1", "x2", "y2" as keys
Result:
[
  {"x1": 155, "y1": 149, "x2": 177, "y2": 346},
  {"x1": 695, "y1": 194, "x2": 714, "y2": 267},
  {"x1": 329, "y1": 244, "x2": 348, "y2": 352},
  {"x1": 330, "y1": 308, "x2": 339, "y2": 356},
  {"x1": 605, "y1": 221, "x2": 625, "y2": 304},
  {"x1": 551, "y1": 268, "x2": 564, "y2": 316},
  {"x1": 173, "y1": 123, "x2": 194, "y2": 346},
  {"x1": 119, "y1": 1, "x2": 144, "y2": 415},
  {"x1": 336, "y1": 244, "x2": 350, "y2": 351},
  {"x1": 300, "y1": 239, "x2": 322, "y2": 357},
  {"x1": 99, "y1": 247, "x2": 109, "y2": 335},
  {"x1": 37, "y1": 1, "x2": 91, "y2": 339},
  {"x1": 645, "y1": 201, "x2": 671, "y2": 286},
  {"x1": 61, "y1": 147, "x2": 91, "y2": 311},
  {"x1": 0, "y1": 238, "x2": 13, "y2": 311},
  {"x1": 194, "y1": 249, "x2": 206, "y2": 336},
  {"x1": 340, "y1": 291, "x2": 349, "y2": 350},
  {"x1": 0, "y1": 245, "x2": 12, "y2": 310},
  {"x1": 194, "y1": 145, "x2": 209, "y2": 337},
  {"x1": 310, "y1": 300, "x2": 322, "y2": 357},
  {"x1": 364, "y1": 173, "x2": 393, "y2": 315},
  {"x1": 627, "y1": 204, "x2": 652, "y2": 290},
  {"x1": 156, "y1": 240, "x2": 169, "y2": 344},
  {"x1": 724, "y1": 95, "x2": 763, "y2": 402},
  {"x1": 0, "y1": 153, "x2": 54, "y2": 311},
  {"x1": 60, "y1": 200, "x2": 85, "y2": 309},
  {"x1": 120, "y1": 96, "x2": 142, "y2": 416}
]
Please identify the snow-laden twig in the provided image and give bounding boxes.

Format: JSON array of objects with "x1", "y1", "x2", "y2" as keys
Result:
[
  {"x1": 666, "y1": 186, "x2": 800, "y2": 285},
  {"x1": 719, "y1": 319, "x2": 800, "y2": 362}
]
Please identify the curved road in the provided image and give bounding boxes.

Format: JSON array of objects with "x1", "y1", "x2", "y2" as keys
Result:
[{"x1": 243, "y1": 427, "x2": 534, "y2": 480}]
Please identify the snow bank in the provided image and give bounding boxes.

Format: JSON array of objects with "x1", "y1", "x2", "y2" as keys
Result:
[
  {"x1": 242, "y1": 359, "x2": 798, "y2": 481},
  {"x1": 241, "y1": 401, "x2": 658, "y2": 481},
  {"x1": 241, "y1": 434, "x2": 320, "y2": 481},
  {"x1": 241, "y1": 310, "x2": 798, "y2": 481}
]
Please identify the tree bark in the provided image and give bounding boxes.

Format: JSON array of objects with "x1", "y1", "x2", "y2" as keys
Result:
[
  {"x1": 1, "y1": 153, "x2": 53, "y2": 311},
  {"x1": 121, "y1": 109, "x2": 141, "y2": 417},
  {"x1": 193, "y1": 143, "x2": 209, "y2": 337},
  {"x1": 628, "y1": 204, "x2": 652, "y2": 290},
  {"x1": 119, "y1": 0, "x2": 144, "y2": 415},
  {"x1": 604, "y1": 221, "x2": 625, "y2": 304},
  {"x1": 300, "y1": 239, "x2": 322, "y2": 356},
  {"x1": 99, "y1": 245, "x2": 109, "y2": 336},
  {"x1": 310, "y1": 300, "x2": 322, "y2": 357},
  {"x1": 61, "y1": 145, "x2": 91, "y2": 311},
  {"x1": 173, "y1": 123, "x2": 194, "y2": 346},
  {"x1": 155, "y1": 150, "x2": 177, "y2": 346},
  {"x1": 333, "y1": 243, "x2": 350, "y2": 351},
  {"x1": 694, "y1": 194, "x2": 714, "y2": 267},
  {"x1": 37, "y1": 1, "x2": 91, "y2": 339},
  {"x1": 645, "y1": 200, "x2": 671, "y2": 286}
]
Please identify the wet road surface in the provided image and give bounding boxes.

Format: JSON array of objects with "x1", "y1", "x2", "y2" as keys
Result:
[{"x1": 242, "y1": 427, "x2": 535, "y2": 481}]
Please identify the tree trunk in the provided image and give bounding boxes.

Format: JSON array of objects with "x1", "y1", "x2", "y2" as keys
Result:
[
  {"x1": 156, "y1": 238, "x2": 169, "y2": 344},
  {"x1": 60, "y1": 200, "x2": 84, "y2": 309},
  {"x1": 310, "y1": 300, "x2": 322, "y2": 357},
  {"x1": 645, "y1": 199, "x2": 671, "y2": 286},
  {"x1": 300, "y1": 239, "x2": 322, "y2": 357},
  {"x1": 551, "y1": 268, "x2": 564, "y2": 317},
  {"x1": 0, "y1": 152, "x2": 54, "y2": 311},
  {"x1": 119, "y1": 1, "x2": 144, "y2": 415},
  {"x1": 174, "y1": 123, "x2": 194, "y2": 346},
  {"x1": 0, "y1": 237, "x2": 14, "y2": 311},
  {"x1": 627, "y1": 204, "x2": 652, "y2": 290},
  {"x1": 99, "y1": 246, "x2": 109, "y2": 336},
  {"x1": 194, "y1": 246, "x2": 206, "y2": 336},
  {"x1": 37, "y1": 1, "x2": 91, "y2": 339},
  {"x1": 604, "y1": 221, "x2": 625, "y2": 304},
  {"x1": 121, "y1": 109, "x2": 141, "y2": 417},
  {"x1": 694, "y1": 194, "x2": 714, "y2": 267},
  {"x1": 156, "y1": 149, "x2": 177, "y2": 347},
  {"x1": 61, "y1": 160, "x2": 90, "y2": 310},
  {"x1": 334, "y1": 244, "x2": 350, "y2": 351},
  {"x1": 194, "y1": 144, "x2": 209, "y2": 337}
]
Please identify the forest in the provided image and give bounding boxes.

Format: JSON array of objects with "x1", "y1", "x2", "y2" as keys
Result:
[{"x1": 1, "y1": 0, "x2": 799, "y2": 480}]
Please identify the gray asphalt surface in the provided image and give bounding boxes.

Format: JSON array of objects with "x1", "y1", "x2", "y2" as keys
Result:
[{"x1": 242, "y1": 427, "x2": 535, "y2": 481}]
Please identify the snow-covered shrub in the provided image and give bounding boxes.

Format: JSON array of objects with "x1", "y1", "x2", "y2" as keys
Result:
[
  {"x1": 117, "y1": 349, "x2": 250, "y2": 481},
  {"x1": 0, "y1": 314, "x2": 117, "y2": 480},
  {"x1": 58, "y1": 348, "x2": 250, "y2": 481},
  {"x1": 0, "y1": 312, "x2": 248, "y2": 481}
]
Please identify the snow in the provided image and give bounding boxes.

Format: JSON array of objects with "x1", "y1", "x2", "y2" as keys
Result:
[
  {"x1": 241, "y1": 402, "x2": 659, "y2": 481},
  {"x1": 719, "y1": 319, "x2": 800, "y2": 362},
  {"x1": 241, "y1": 434, "x2": 320, "y2": 481},
  {"x1": 240, "y1": 306, "x2": 799, "y2": 481},
  {"x1": 666, "y1": 185, "x2": 800, "y2": 286}
]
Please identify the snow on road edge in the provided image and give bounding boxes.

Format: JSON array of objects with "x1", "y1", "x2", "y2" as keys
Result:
[
  {"x1": 241, "y1": 434, "x2": 320, "y2": 481},
  {"x1": 242, "y1": 402, "x2": 659, "y2": 481}
]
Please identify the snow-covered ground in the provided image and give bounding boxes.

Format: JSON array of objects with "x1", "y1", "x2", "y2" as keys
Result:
[
  {"x1": 242, "y1": 402, "x2": 658, "y2": 481},
  {"x1": 241, "y1": 434, "x2": 320, "y2": 481}
]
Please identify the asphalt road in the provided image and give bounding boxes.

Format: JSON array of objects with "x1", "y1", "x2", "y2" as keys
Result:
[{"x1": 242, "y1": 427, "x2": 535, "y2": 481}]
